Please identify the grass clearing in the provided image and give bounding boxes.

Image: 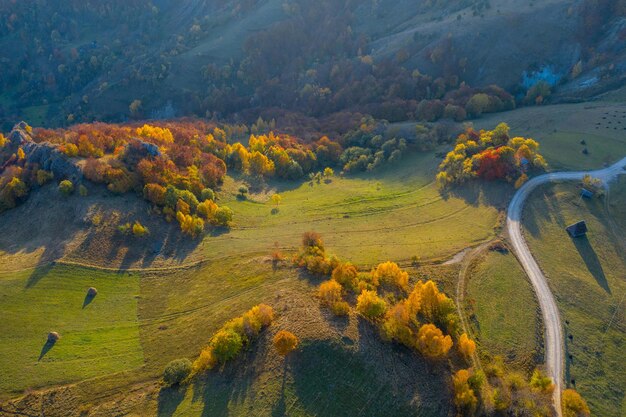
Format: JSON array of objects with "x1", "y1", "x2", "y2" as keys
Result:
[
  {"x1": 207, "y1": 151, "x2": 507, "y2": 267},
  {"x1": 465, "y1": 250, "x2": 542, "y2": 372},
  {"x1": 522, "y1": 181, "x2": 626, "y2": 417},
  {"x1": 0, "y1": 264, "x2": 143, "y2": 398}
]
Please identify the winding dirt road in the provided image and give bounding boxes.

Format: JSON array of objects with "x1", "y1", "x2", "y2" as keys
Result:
[{"x1": 506, "y1": 156, "x2": 626, "y2": 417}]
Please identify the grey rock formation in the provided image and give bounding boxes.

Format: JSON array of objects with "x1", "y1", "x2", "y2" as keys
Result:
[{"x1": 4, "y1": 122, "x2": 83, "y2": 183}]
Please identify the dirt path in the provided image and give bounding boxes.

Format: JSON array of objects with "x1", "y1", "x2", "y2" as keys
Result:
[
  {"x1": 455, "y1": 242, "x2": 491, "y2": 372},
  {"x1": 506, "y1": 156, "x2": 626, "y2": 417}
]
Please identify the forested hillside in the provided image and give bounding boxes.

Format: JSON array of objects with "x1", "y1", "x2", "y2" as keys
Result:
[{"x1": 0, "y1": 0, "x2": 624, "y2": 129}]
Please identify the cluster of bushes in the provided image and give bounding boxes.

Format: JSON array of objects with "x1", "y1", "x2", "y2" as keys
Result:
[
  {"x1": 293, "y1": 231, "x2": 340, "y2": 276},
  {"x1": 0, "y1": 166, "x2": 28, "y2": 213},
  {"x1": 451, "y1": 358, "x2": 590, "y2": 416},
  {"x1": 221, "y1": 132, "x2": 342, "y2": 181},
  {"x1": 184, "y1": 304, "x2": 275, "y2": 381},
  {"x1": 338, "y1": 117, "x2": 407, "y2": 172},
  {"x1": 294, "y1": 232, "x2": 470, "y2": 362},
  {"x1": 437, "y1": 123, "x2": 547, "y2": 187},
  {"x1": 118, "y1": 220, "x2": 149, "y2": 237}
]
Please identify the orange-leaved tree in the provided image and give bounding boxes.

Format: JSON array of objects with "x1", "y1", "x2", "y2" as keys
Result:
[{"x1": 273, "y1": 330, "x2": 299, "y2": 356}]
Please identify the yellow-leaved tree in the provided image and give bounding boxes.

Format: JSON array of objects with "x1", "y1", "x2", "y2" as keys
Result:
[
  {"x1": 452, "y1": 369, "x2": 478, "y2": 415},
  {"x1": 562, "y1": 389, "x2": 590, "y2": 417},
  {"x1": 458, "y1": 333, "x2": 476, "y2": 362},
  {"x1": 371, "y1": 261, "x2": 409, "y2": 291},
  {"x1": 416, "y1": 323, "x2": 452, "y2": 358}
]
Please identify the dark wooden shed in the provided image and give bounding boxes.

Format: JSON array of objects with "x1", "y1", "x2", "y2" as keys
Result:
[
  {"x1": 580, "y1": 188, "x2": 594, "y2": 199},
  {"x1": 566, "y1": 221, "x2": 587, "y2": 238}
]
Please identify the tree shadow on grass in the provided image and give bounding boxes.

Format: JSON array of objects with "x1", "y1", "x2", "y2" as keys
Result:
[
  {"x1": 157, "y1": 385, "x2": 187, "y2": 417},
  {"x1": 288, "y1": 339, "x2": 445, "y2": 417},
  {"x1": 271, "y1": 361, "x2": 289, "y2": 417},
  {"x1": 518, "y1": 185, "x2": 564, "y2": 239},
  {"x1": 439, "y1": 180, "x2": 514, "y2": 210},
  {"x1": 191, "y1": 352, "x2": 257, "y2": 417},
  {"x1": 25, "y1": 263, "x2": 54, "y2": 288},
  {"x1": 38, "y1": 339, "x2": 56, "y2": 361},
  {"x1": 572, "y1": 236, "x2": 610, "y2": 294}
]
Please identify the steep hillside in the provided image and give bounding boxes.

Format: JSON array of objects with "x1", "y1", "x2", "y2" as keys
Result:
[{"x1": 1, "y1": 0, "x2": 624, "y2": 129}]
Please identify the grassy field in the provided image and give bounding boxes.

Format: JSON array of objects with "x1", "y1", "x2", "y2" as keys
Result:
[
  {"x1": 465, "y1": 250, "x2": 542, "y2": 372},
  {"x1": 0, "y1": 264, "x2": 143, "y2": 398},
  {"x1": 201, "y1": 151, "x2": 508, "y2": 268},
  {"x1": 522, "y1": 180, "x2": 626, "y2": 417},
  {"x1": 3, "y1": 101, "x2": 624, "y2": 413},
  {"x1": 475, "y1": 102, "x2": 626, "y2": 170}
]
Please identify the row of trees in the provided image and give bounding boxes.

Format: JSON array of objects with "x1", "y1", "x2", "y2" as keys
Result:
[
  {"x1": 437, "y1": 123, "x2": 547, "y2": 187},
  {"x1": 163, "y1": 304, "x2": 301, "y2": 387}
]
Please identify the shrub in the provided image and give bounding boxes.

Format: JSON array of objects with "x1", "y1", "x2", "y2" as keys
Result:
[
  {"x1": 381, "y1": 301, "x2": 413, "y2": 346},
  {"x1": 214, "y1": 206, "x2": 233, "y2": 226},
  {"x1": 356, "y1": 290, "x2": 387, "y2": 319},
  {"x1": 118, "y1": 222, "x2": 132, "y2": 234},
  {"x1": 530, "y1": 369, "x2": 554, "y2": 393},
  {"x1": 177, "y1": 211, "x2": 205, "y2": 237},
  {"x1": 163, "y1": 358, "x2": 192, "y2": 386},
  {"x1": 302, "y1": 231, "x2": 323, "y2": 249},
  {"x1": 242, "y1": 304, "x2": 275, "y2": 337},
  {"x1": 416, "y1": 323, "x2": 452, "y2": 358},
  {"x1": 132, "y1": 221, "x2": 149, "y2": 237},
  {"x1": 36, "y1": 170, "x2": 54, "y2": 186},
  {"x1": 273, "y1": 330, "x2": 299, "y2": 356},
  {"x1": 191, "y1": 348, "x2": 217, "y2": 376},
  {"x1": 78, "y1": 184, "x2": 88, "y2": 196},
  {"x1": 452, "y1": 369, "x2": 478, "y2": 415},
  {"x1": 331, "y1": 263, "x2": 358, "y2": 291},
  {"x1": 58, "y1": 180, "x2": 74, "y2": 196},
  {"x1": 330, "y1": 301, "x2": 350, "y2": 316},
  {"x1": 210, "y1": 329, "x2": 243, "y2": 363},
  {"x1": 60, "y1": 143, "x2": 79, "y2": 157},
  {"x1": 197, "y1": 199, "x2": 218, "y2": 220},
  {"x1": 562, "y1": 389, "x2": 590, "y2": 417},
  {"x1": 144, "y1": 183, "x2": 167, "y2": 206},
  {"x1": 238, "y1": 186, "x2": 248, "y2": 198},
  {"x1": 270, "y1": 193, "x2": 282, "y2": 206},
  {"x1": 318, "y1": 280, "x2": 343, "y2": 305},
  {"x1": 200, "y1": 188, "x2": 215, "y2": 201}
]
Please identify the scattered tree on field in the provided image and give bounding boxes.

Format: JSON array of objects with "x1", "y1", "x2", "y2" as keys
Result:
[
  {"x1": 163, "y1": 358, "x2": 192, "y2": 386},
  {"x1": 58, "y1": 179, "x2": 74, "y2": 196},
  {"x1": 273, "y1": 330, "x2": 299, "y2": 356},
  {"x1": 271, "y1": 193, "x2": 282, "y2": 207}
]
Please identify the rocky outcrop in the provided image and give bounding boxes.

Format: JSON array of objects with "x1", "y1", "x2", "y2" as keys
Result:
[{"x1": 3, "y1": 122, "x2": 83, "y2": 183}]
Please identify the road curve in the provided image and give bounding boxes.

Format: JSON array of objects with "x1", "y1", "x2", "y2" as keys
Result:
[{"x1": 506, "y1": 156, "x2": 626, "y2": 417}]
